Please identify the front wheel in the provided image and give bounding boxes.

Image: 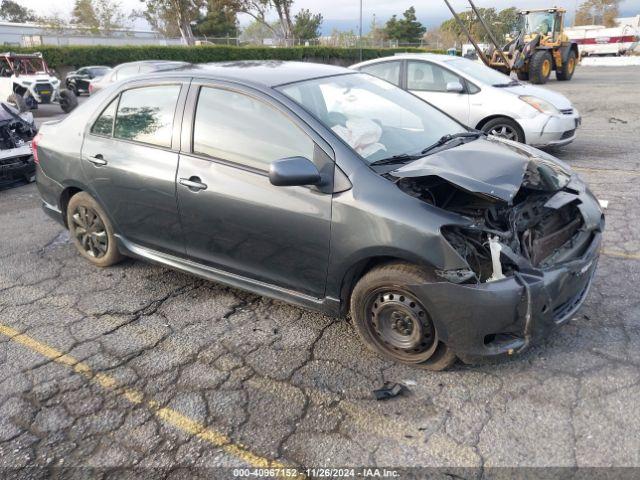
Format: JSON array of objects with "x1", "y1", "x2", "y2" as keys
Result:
[
  {"x1": 66, "y1": 192, "x2": 123, "y2": 267},
  {"x1": 480, "y1": 117, "x2": 525, "y2": 143},
  {"x1": 350, "y1": 262, "x2": 457, "y2": 371},
  {"x1": 529, "y1": 50, "x2": 553, "y2": 84},
  {"x1": 59, "y1": 88, "x2": 78, "y2": 113}
]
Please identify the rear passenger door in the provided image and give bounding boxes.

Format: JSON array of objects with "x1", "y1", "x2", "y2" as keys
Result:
[
  {"x1": 176, "y1": 82, "x2": 334, "y2": 297},
  {"x1": 81, "y1": 81, "x2": 188, "y2": 254},
  {"x1": 405, "y1": 60, "x2": 471, "y2": 125}
]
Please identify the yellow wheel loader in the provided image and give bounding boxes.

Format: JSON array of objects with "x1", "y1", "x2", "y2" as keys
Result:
[{"x1": 443, "y1": 1, "x2": 579, "y2": 84}]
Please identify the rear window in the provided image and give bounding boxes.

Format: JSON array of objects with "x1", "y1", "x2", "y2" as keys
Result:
[{"x1": 113, "y1": 85, "x2": 181, "y2": 147}]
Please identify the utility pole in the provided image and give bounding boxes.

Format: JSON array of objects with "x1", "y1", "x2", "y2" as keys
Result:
[{"x1": 359, "y1": 0, "x2": 363, "y2": 61}]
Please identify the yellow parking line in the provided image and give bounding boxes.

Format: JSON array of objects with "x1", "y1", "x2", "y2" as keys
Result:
[
  {"x1": 573, "y1": 166, "x2": 640, "y2": 176},
  {"x1": 0, "y1": 324, "x2": 295, "y2": 473},
  {"x1": 602, "y1": 249, "x2": 640, "y2": 260}
]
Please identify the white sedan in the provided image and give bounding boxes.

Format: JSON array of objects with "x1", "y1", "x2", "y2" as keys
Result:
[{"x1": 351, "y1": 53, "x2": 581, "y2": 148}]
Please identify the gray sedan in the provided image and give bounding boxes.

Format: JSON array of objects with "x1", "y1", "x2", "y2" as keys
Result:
[{"x1": 35, "y1": 61, "x2": 603, "y2": 369}]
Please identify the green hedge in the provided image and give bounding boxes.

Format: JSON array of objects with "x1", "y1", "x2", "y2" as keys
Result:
[{"x1": 11, "y1": 45, "x2": 446, "y2": 69}]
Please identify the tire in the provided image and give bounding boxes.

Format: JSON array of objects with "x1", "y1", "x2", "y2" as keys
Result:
[
  {"x1": 529, "y1": 50, "x2": 553, "y2": 84},
  {"x1": 516, "y1": 70, "x2": 529, "y2": 81},
  {"x1": 59, "y1": 89, "x2": 78, "y2": 113},
  {"x1": 7, "y1": 93, "x2": 28, "y2": 113},
  {"x1": 480, "y1": 117, "x2": 525, "y2": 143},
  {"x1": 66, "y1": 192, "x2": 123, "y2": 267},
  {"x1": 350, "y1": 262, "x2": 457, "y2": 371},
  {"x1": 556, "y1": 50, "x2": 577, "y2": 81}
]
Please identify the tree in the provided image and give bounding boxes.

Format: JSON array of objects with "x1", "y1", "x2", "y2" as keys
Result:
[
  {"x1": 575, "y1": 0, "x2": 620, "y2": 27},
  {"x1": 194, "y1": 0, "x2": 239, "y2": 38},
  {"x1": 228, "y1": 0, "x2": 294, "y2": 41},
  {"x1": 73, "y1": 0, "x2": 127, "y2": 35},
  {"x1": 383, "y1": 6, "x2": 425, "y2": 44},
  {"x1": 139, "y1": 0, "x2": 203, "y2": 44},
  {"x1": 0, "y1": 0, "x2": 37, "y2": 23},
  {"x1": 240, "y1": 19, "x2": 279, "y2": 44},
  {"x1": 292, "y1": 8, "x2": 322, "y2": 41},
  {"x1": 440, "y1": 7, "x2": 519, "y2": 46}
]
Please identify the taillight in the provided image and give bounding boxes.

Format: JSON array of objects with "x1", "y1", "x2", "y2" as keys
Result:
[{"x1": 32, "y1": 132, "x2": 41, "y2": 164}]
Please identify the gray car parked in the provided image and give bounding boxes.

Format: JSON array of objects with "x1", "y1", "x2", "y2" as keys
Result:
[{"x1": 35, "y1": 61, "x2": 604, "y2": 369}]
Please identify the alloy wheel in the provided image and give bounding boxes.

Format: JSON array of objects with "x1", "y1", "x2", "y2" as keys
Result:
[
  {"x1": 365, "y1": 290, "x2": 438, "y2": 363},
  {"x1": 488, "y1": 124, "x2": 519, "y2": 141},
  {"x1": 71, "y1": 205, "x2": 108, "y2": 258}
]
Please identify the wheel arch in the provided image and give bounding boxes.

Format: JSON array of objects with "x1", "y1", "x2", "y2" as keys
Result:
[
  {"x1": 59, "y1": 185, "x2": 84, "y2": 228},
  {"x1": 475, "y1": 115, "x2": 526, "y2": 143},
  {"x1": 337, "y1": 254, "x2": 438, "y2": 316}
]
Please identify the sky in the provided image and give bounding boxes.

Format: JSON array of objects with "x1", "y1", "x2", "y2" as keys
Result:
[{"x1": 18, "y1": 0, "x2": 640, "y2": 34}]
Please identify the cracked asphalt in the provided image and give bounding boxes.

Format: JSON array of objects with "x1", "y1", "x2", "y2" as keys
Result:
[{"x1": 1, "y1": 66, "x2": 639, "y2": 477}]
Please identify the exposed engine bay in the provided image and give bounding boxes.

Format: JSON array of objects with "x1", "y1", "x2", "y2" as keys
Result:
[
  {"x1": 390, "y1": 139, "x2": 598, "y2": 284},
  {"x1": 0, "y1": 102, "x2": 37, "y2": 185}
]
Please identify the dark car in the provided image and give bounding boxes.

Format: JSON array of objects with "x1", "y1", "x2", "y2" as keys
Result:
[
  {"x1": 65, "y1": 66, "x2": 111, "y2": 96},
  {"x1": 88, "y1": 60, "x2": 190, "y2": 94},
  {"x1": 35, "y1": 61, "x2": 604, "y2": 370}
]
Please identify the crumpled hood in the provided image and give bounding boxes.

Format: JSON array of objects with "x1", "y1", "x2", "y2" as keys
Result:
[
  {"x1": 503, "y1": 83, "x2": 573, "y2": 110},
  {"x1": 390, "y1": 137, "x2": 572, "y2": 203}
]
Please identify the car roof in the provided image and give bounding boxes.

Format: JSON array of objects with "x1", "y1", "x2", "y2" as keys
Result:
[
  {"x1": 353, "y1": 53, "x2": 459, "y2": 68},
  {"x1": 142, "y1": 61, "x2": 353, "y2": 88},
  {"x1": 116, "y1": 60, "x2": 189, "y2": 68}
]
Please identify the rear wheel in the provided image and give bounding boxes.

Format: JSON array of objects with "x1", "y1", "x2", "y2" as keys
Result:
[
  {"x1": 66, "y1": 192, "x2": 123, "y2": 267},
  {"x1": 350, "y1": 262, "x2": 457, "y2": 371},
  {"x1": 481, "y1": 117, "x2": 525, "y2": 143},
  {"x1": 7, "y1": 93, "x2": 28, "y2": 112},
  {"x1": 529, "y1": 50, "x2": 553, "y2": 84},
  {"x1": 556, "y1": 50, "x2": 577, "y2": 81}
]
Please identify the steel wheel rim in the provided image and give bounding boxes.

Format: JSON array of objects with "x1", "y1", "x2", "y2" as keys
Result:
[
  {"x1": 365, "y1": 289, "x2": 438, "y2": 363},
  {"x1": 489, "y1": 124, "x2": 518, "y2": 141},
  {"x1": 71, "y1": 205, "x2": 108, "y2": 258},
  {"x1": 568, "y1": 57, "x2": 575, "y2": 74},
  {"x1": 542, "y1": 59, "x2": 551, "y2": 77}
]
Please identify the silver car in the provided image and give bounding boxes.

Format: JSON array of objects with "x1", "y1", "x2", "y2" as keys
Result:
[{"x1": 352, "y1": 53, "x2": 581, "y2": 148}]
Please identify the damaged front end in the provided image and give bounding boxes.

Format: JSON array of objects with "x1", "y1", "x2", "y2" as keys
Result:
[
  {"x1": 390, "y1": 137, "x2": 604, "y2": 361},
  {"x1": 0, "y1": 103, "x2": 37, "y2": 187}
]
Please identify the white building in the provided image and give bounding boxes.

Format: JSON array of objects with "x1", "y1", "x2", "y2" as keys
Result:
[{"x1": 0, "y1": 21, "x2": 182, "y2": 47}]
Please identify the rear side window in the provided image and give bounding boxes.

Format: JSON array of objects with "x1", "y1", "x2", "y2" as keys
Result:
[
  {"x1": 192, "y1": 87, "x2": 314, "y2": 171},
  {"x1": 91, "y1": 97, "x2": 118, "y2": 136},
  {"x1": 359, "y1": 61, "x2": 401, "y2": 86},
  {"x1": 114, "y1": 85, "x2": 181, "y2": 148}
]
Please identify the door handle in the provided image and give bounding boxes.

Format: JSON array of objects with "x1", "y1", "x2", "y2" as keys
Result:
[
  {"x1": 179, "y1": 176, "x2": 208, "y2": 191},
  {"x1": 87, "y1": 154, "x2": 107, "y2": 166}
]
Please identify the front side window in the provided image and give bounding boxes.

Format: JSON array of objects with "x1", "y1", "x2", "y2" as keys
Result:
[
  {"x1": 359, "y1": 61, "x2": 401, "y2": 86},
  {"x1": 91, "y1": 97, "x2": 118, "y2": 136},
  {"x1": 278, "y1": 73, "x2": 465, "y2": 163},
  {"x1": 114, "y1": 85, "x2": 181, "y2": 148},
  {"x1": 192, "y1": 87, "x2": 315, "y2": 171},
  {"x1": 443, "y1": 57, "x2": 513, "y2": 87},
  {"x1": 407, "y1": 61, "x2": 462, "y2": 92}
]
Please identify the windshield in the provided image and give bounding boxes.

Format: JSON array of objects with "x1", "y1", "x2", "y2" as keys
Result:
[
  {"x1": 277, "y1": 73, "x2": 466, "y2": 163},
  {"x1": 525, "y1": 12, "x2": 555, "y2": 35},
  {"x1": 444, "y1": 58, "x2": 515, "y2": 86}
]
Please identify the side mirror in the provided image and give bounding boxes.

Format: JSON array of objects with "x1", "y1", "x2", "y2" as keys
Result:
[
  {"x1": 446, "y1": 81, "x2": 465, "y2": 93},
  {"x1": 269, "y1": 156, "x2": 322, "y2": 187}
]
